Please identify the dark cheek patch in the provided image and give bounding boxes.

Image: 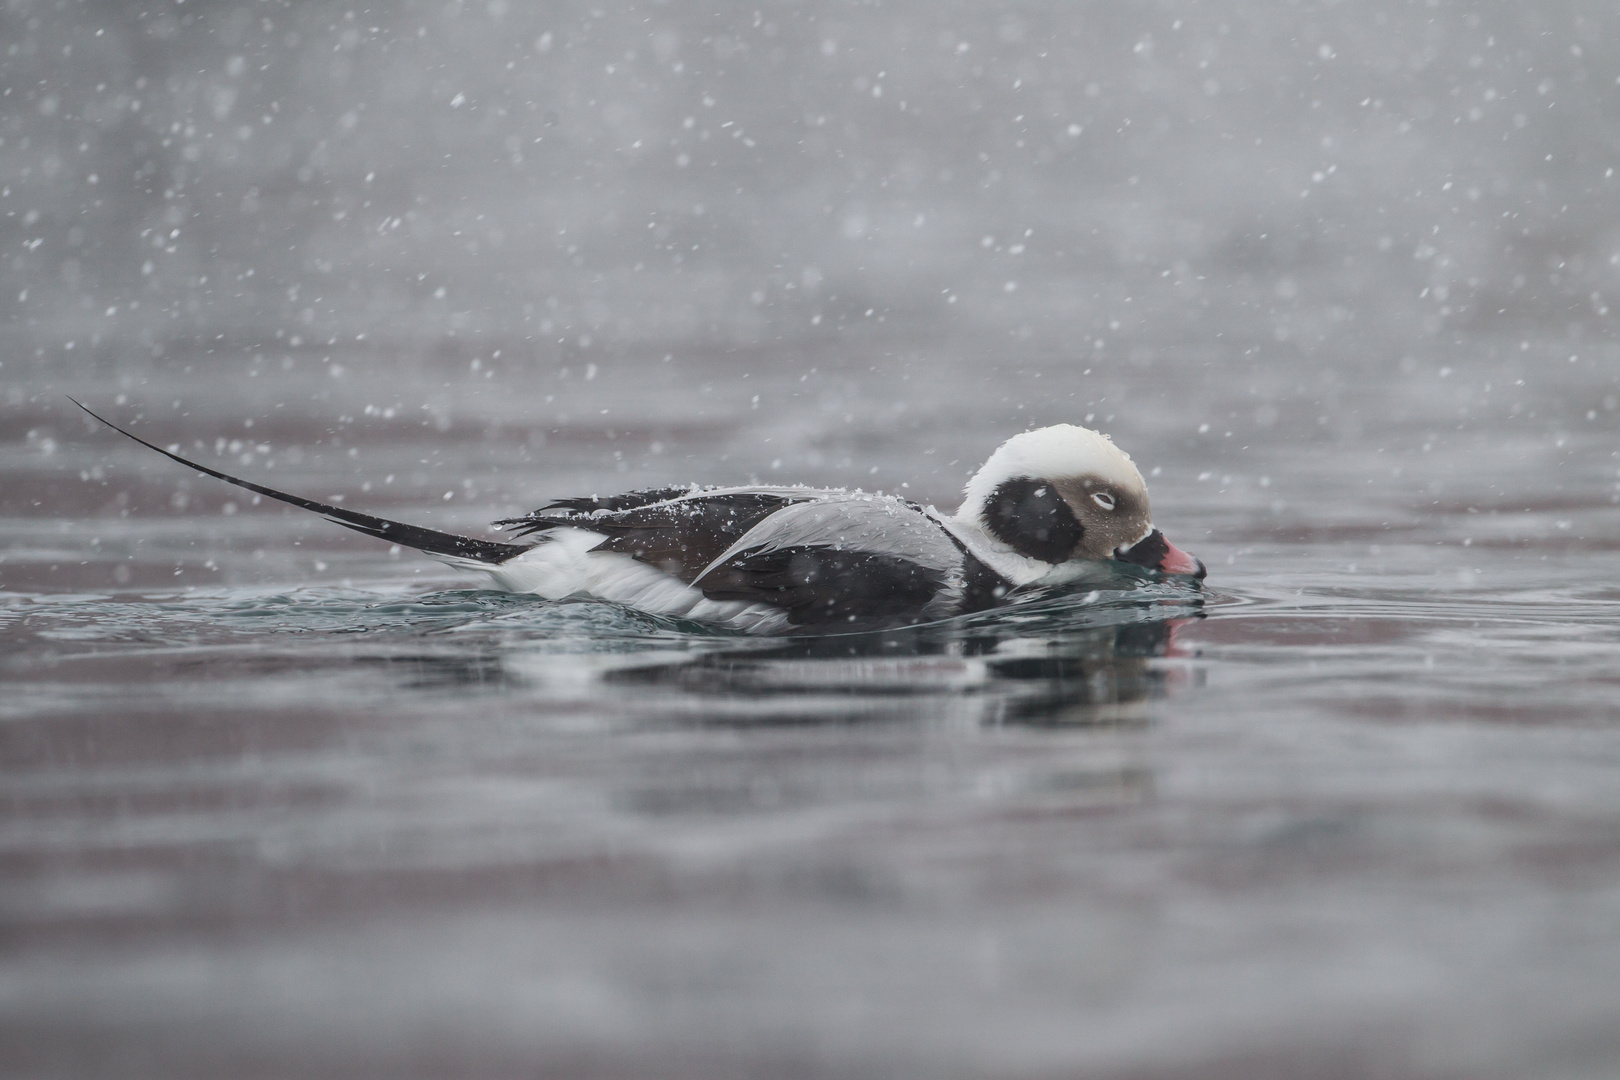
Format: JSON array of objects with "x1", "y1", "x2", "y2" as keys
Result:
[{"x1": 983, "y1": 477, "x2": 1084, "y2": 563}]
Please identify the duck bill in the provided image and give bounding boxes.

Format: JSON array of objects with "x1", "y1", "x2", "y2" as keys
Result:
[{"x1": 1117, "y1": 529, "x2": 1206, "y2": 579}]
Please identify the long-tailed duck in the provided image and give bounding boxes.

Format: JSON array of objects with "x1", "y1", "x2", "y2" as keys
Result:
[{"x1": 75, "y1": 402, "x2": 1203, "y2": 633}]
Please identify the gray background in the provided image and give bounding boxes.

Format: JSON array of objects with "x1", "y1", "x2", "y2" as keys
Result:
[{"x1": 7, "y1": 3, "x2": 1616, "y2": 429}]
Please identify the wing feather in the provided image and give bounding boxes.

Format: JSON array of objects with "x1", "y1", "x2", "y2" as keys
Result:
[
  {"x1": 498, "y1": 488, "x2": 819, "y2": 581},
  {"x1": 690, "y1": 497, "x2": 968, "y2": 624}
]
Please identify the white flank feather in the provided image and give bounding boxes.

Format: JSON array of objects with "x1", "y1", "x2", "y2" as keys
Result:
[{"x1": 480, "y1": 528, "x2": 790, "y2": 632}]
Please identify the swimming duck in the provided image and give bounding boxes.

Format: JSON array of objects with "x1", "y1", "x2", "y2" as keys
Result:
[{"x1": 76, "y1": 403, "x2": 1203, "y2": 633}]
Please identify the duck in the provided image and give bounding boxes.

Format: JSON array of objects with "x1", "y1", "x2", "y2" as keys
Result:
[{"x1": 74, "y1": 401, "x2": 1204, "y2": 634}]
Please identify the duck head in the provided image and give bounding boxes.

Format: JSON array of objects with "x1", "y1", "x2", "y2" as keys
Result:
[{"x1": 956, "y1": 424, "x2": 1204, "y2": 580}]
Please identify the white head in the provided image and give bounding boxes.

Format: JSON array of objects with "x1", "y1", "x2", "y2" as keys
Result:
[{"x1": 957, "y1": 424, "x2": 1197, "y2": 575}]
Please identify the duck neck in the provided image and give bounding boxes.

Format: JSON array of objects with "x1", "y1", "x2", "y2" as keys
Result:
[{"x1": 931, "y1": 507, "x2": 1052, "y2": 588}]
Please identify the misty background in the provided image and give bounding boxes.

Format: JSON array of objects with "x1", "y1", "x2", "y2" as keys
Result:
[{"x1": 5, "y1": 1, "x2": 1616, "y2": 490}]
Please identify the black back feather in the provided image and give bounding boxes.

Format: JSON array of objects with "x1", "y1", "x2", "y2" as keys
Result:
[
  {"x1": 500, "y1": 486, "x2": 703, "y2": 525},
  {"x1": 497, "y1": 491, "x2": 808, "y2": 582}
]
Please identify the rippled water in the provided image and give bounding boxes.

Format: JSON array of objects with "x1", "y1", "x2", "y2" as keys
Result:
[
  {"x1": 6, "y1": 344, "x2": 1620, "y2": 1078},
  {"x1": 7, "y1": 1, "x2": 1620, "y2": 1077}
]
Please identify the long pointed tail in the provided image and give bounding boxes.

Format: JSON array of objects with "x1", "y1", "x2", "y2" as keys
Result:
[{"x1": 72, "y1": 400, "x2": 529, "y2": 565}]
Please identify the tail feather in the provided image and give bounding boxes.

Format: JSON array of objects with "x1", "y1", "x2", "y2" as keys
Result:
[{"x1": 72, "y1": 399, "x2": 529, "y2": 565}]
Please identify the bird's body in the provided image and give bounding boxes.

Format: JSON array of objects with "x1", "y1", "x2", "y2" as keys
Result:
[
  {"x1": 480, "y1": 485, "x2": 1001, "y2": 633},
  {"x1": 75, "y1": 403, "x2": 1204, "y2": 633}
]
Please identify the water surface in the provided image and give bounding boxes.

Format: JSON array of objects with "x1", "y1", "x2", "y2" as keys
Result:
[
  {"x1": 6, "y1": 344, "x2": 1620, "y2": 1079},
  {"x1": 5, "y1": 2, "x2": 1620, "y2": 1077}
]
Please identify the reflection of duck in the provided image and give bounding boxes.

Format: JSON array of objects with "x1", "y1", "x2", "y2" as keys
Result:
[
  {"x1": 602, "y1": 611, "x2": 1203, "y2": 727},
  {"x1": 78, "y1": 403, "x2": 1203, "y2": 634}
]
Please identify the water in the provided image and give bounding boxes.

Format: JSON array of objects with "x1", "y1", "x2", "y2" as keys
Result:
[{"x1": 5, "y1": 3, "x2": 1620, "y2": 1077}]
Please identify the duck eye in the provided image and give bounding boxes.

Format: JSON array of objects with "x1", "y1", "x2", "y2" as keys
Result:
[{"x1": 1091, "y1": 491, "x2": 1116, "y2": 511}]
